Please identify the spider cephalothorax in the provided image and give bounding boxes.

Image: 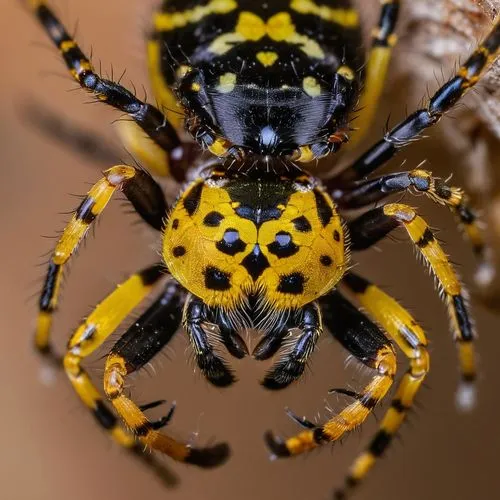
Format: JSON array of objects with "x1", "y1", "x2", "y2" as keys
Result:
[{"x1": 28, "y1": 0, "x2": 499, "y2": 498}]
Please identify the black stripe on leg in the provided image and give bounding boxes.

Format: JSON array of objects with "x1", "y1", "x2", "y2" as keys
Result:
[
  {"x1": 94, "y1": 400, "x2": 118, "y2": 430},
  {"x1": 39, "y1": 261, "x2": 61, "y2": 311},
  {"x1": 75, "y1": 197, "x2": 97, "y2": 224},
  {"x1": 452, "y1": 295, "x2": 474, "y2": 342},
  {"x1": 138, "y1": 264, "x2": 165, "y2": 286},
  {"x1": 368, "y1": 430, "x2": 392, "y2": 457},
  {"x1": 416, "y1": 228, "x2": 435, "y2": 248}
]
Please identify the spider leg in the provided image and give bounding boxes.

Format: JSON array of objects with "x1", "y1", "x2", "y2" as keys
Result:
[
  {"x1": 333, "y1": 272, "x2": 429, "y2": 499},
  {"x1": 265, "y1": 290, "x2": 396, "y2": 456},
  {"x1": 183, "y1": 295, "x2": 236, "y2": 388},
  {"x1": 261, "y1": 302, "x2": 322, "y2": 390},
  {"x1": 27, "y1": 1, "x2": 189, "y2": 180},
  {"x1": 62, "y1": 264, "x2": 164, "y2": 451},
  {"x1": 348, "y1": 203, "x2": 477, "y2": 409},
  {"x1": 103, "y1": 281, "x2": 230, "y2": 467},
  {"x1": 347, "y1": 0, "x2": 400, "y2": 149},
  {"x1": 335, "y1": 168, "x2": 485, "y2": 259},
  {"x1": 35, "y1": 165, "x2": 167, "y2": 358},
  {"x1": 331, "y1": 18, "x2": 500, "y2": 184}
]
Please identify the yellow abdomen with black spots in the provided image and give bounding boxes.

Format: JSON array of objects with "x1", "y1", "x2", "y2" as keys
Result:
[{"x1": 163, "y1": 173, "x2": 348, "y2": 309}]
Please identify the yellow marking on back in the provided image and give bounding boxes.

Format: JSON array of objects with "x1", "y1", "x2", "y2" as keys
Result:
[
  {"x1": 296, "y1": 145, "x2": 315, "y2": 162},
  {"x1": 290, "y1": 0, "x2": 359, "y2": 27},
  {"x1": 154, "y1": 0, "x2": 238, "y2": 31},
  {"x1": 217, "y1": 72, "x2": 237, "y2": 93},
  {"x1": 256, "y1": 51, "x2": 279, "y2": 67},
  {"x1": 209, "y1": 11, "x2": 325, "y2": 59},
  {"x1": 337, "y1": 65, "x2": 355, "y2": 81},
  {"x1": 208, "y1": 137, "x2": 231, "y2": 156},
  {"x1": 303, "y1": 76, "x2": 321, "y2": 97}
]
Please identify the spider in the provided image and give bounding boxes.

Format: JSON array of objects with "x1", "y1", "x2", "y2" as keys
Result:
[{"x1": 27, "y1": 0, "x2": 499, "y2": 498}]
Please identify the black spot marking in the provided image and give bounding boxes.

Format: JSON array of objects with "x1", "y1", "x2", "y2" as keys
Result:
[
  {"x1": 173, "y1": 246, "x2": 186, "y2": 257},
  {"x1": 314, "y1": 190, "x2": 333, "y2": 227},
  {"x1": 241, "y1": 244, "x2": 270, "y2": 280},
  {"x1": 204, "y1": 266, "x2": 231, "y2": 291},
  {"x1": 172, "y1": 219, "x2": 179, "y2": 230},
  {"x1": 333, "y1": 230, "x2": 341, "y2": 242},
  {"x1": 268, "y1": 231, "x2": 299, "y2": 258},
  {"x1": 76, "y1": 197, "x2": 97, "y2": 224},
  {"x1": 203, "y1": 211, "x2": 225, "y2": 227},
  {"x1": 216, "y1": 229, "x2": 246, "y2": 256},
  {"x1": 320, "y1": 255, "x2": 332, "y2": 266},
  {"x1": 369, "y1": 430, "x2": 392, "y2": 457},
  {"x1": 235, "y1": 205, "x2": 282, "y2": 227},
  {"x1": 416, "y1": 228, "x2": 435, "y2": 248},
  {"x1": 291, "y1": 216, "x2": 312, "y2": 232},
  {"x1": 183, "y1": 182, "x2": 203, "y2": 216},
  {"x1": 277, "y1": 272, "x2": 305, "y2": 295}
]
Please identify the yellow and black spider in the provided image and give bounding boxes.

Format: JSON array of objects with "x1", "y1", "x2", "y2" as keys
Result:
[{"x1": 27, "y1": 0, "x2": 499, "y2": 498}]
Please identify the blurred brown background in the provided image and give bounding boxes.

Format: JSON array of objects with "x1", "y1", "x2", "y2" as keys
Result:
[{"x1": 1, "y1": 1, "x2": 500, "y2": 500}]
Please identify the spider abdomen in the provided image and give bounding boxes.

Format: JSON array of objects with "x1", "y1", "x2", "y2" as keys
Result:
[
  {"x1": 150, "y1": 0, "x2": 364, "y2": 157},
  {"x1": 162, "y1": 172, "x2": 348, "y2": 310}
]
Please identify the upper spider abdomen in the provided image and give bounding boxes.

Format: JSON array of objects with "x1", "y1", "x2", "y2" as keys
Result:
[
  {"x1": 162, "y1": 171, "x2": 348, "y2": 310},
  {"x1": 150, "y1": 0, "x2": 364, "y2": 160}
]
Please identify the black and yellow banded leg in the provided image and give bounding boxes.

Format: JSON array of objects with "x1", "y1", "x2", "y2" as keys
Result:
[
  {"x1": 27, "y1": 1, "x2": 188, "y2": 180},
  {"x1": 103, "y1": 281, "x2": 230, "y2": 467},
  {"x1": 348, "y1": 203, "x2": 477, "y2": 410},
  {"x1": 63, "y1": 264, "x2": 165, "y2": 450},
  {"x1": 335, "y1": 168, "x2": 485, "y2": 259},
  {"x1": 347, "y1": 0, "x2": 400, "y2": 150},
  {"x1": 335, "y1": 272, "x2": 430, "y2": 499},
  {"x1": 265, "y1": 290, "x2": 396, "y2": 458},
  {"x1": 336, "y1": 18, "x2": 500, "y2": 182},
  {"x1": 35, "y1": 165, "x2": 167, "y2": 357}
]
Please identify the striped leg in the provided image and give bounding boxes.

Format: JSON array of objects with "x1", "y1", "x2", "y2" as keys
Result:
[
  {"x1": 347, "y1": 0, "x2": 400, "y2": 149},
  {"x1": 63, "y1": 264, "x2": 164, "y2": 451},
  {"x1": 335, "y1": 272, "x2": 430, "y2": 499},
  {"x1": 104, "y1": 281, "x2": 230, "y2": 467},
  {"x1": 27, "y1": 1, "x2": 189, "y2": 180},
  {"x1": 265, "y1": 290, "x2": 396, "y2": 457},
  {"x1": 348, "y1": 203, "x2": 477, "y2": 409},
  {"x1": 335, "y1": 168, "x2": 485, "y2": 259},
  {"x1": 333, "y1": 18, "x2": 500, "y2": 183},
  {"x1": 35, "y1": 165, "x2": 167, "y2": 357}
]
